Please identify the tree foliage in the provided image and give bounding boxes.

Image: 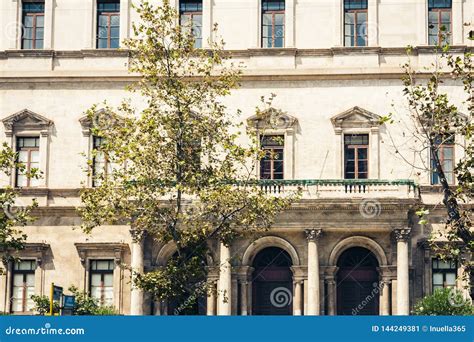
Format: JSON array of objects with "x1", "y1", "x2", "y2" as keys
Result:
[
  {"x1": 413, "y1": 288, "x2": 473, "y2": 316},
  {"x1": 0, "y1": 142, "x2": 38, "y2": 266},
  {"x1": 31, "y1": 287, "x2": 118, "y2": 316},
  {"x1": 79, "y1": 0, "x2": 297, "y2": 309},
  {"x1": 383, "y1": 32, "x2": 473, "y2": 280}
]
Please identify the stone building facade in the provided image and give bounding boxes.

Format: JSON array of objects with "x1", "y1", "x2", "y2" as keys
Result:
[{"x1": 0, "y1": 0, "x2": 472, "y2": 315}]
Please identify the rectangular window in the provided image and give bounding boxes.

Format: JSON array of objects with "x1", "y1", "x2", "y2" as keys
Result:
[
  {"x1": 344, "y1": 134, "x2": 369, "y2": 179},
  {"x1": 344, "y1": 0, "x2": 368, "y2": 47},
  {"x1": 431, "y1": 135, "x2": 454, "y2": 185},
  {"x1": 428, "y1": 0, "x2": 452, "y2": 45},
  {"x1": 97, "y1": 0, "x2": 120, "y2": 49},
  {"x1": 180, "y1": 0, "x2": 203, "y2": 48},
  {"x1": 90, "y1": 260, "x2": 114, "y2": 306},
  {"x1": 432, "y1": 258, "x2": 456, "y2": 292},
  {"x1": 260, "y1": 135, "x2": 284, "y2": 180},
  {"x1": 11, "y1": 260, "x2": 36, "y2": 313},
  {"x1": 16, "y1": 137, "x2": 40, "y2": 188},
  {"x1": 262, "y1": 0, "x2": 285, "y2": 48},
  {"x1": 22, "y1": 1, "x2": 45, "y2": 50}
]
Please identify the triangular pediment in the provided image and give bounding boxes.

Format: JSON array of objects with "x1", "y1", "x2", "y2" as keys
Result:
[
  {"x1": 2, "y1": 109, "x2": 53, "y2": 135},
  {"x1": 247, "y1": 108, "x2": 297, "y2": 130},
  {"x1": 331, "y1": 106, "x2": 381, "y2": 129}
]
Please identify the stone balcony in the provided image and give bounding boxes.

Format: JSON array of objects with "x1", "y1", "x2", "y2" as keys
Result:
[
  {"x1": 12, "y1": 179, "x2": 418, "y2": 213},
  {"x1": 248, "y1": 179, "x2": 419, "y2": 199}
]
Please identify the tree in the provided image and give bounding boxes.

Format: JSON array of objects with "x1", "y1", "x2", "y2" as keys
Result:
[
  {"x1": 0, "y1": 142, "x2": 38, "y2": 266},
  {"x1": 79, "y1": 0, "x2": 297, "y2": 311},
  {"x1": 413, "y1": 288, "x2": 473, "y2": 316},
  {"x1": 382, "y1": 31, "x2": 472, "y2": 282}
]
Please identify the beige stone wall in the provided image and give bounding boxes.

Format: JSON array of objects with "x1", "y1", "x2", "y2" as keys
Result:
[{"x1": 0, "y1": 0, "x2": 471, "y2": 316}]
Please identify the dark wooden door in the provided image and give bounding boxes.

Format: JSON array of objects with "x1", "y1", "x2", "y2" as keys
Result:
[
  {"x1": 252, "y1": 247, "x2": 293, "y2": 315},
  {"x1": 336, "y1": 247, "x2": 379, "y2": 315},
  {"x1": 253, "y1": 280, "x2": 292, "y2": 315}
]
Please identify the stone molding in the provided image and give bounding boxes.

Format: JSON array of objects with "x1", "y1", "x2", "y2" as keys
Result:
[
  {"x1": 241, "y1": 235, "x2": 300, "y2": 266},
  {"x1": 74, "y1": 242, "x2": 129, "y2": 265},
  {"x1": 2, "y1": 109, "x2": 53, "y2": 137},
  {"x1": 331, "y1": 106, "x2": 382, "y2": 130},
  {"x1": 1, "y1": 46, "x2": 472, "y2": 60},
  {"x1": 247, "y1": 108, "x2": 298, "y2": 131},
  {"x1": 328, "y1": 236, "x2": 388, "y2": 266},
  {"x1": 0, "y1": 242, "x2": 50, "y2": 266}
]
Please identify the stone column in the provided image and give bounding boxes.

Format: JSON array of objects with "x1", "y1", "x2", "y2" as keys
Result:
[
  {"x1": 293, "y1": 281, "x2": 303, "y2": 315},
  {"x1": 327, "y1": 278, "x2": 337, "y2": 315},
  {"x1": 380, "y1": 279, "x2": 391, "y2": 315},
  {"x1": 305, "y1": 229, "x2": 322, "y2": 315},
  {"x1": 206, "y1": 281, "x2": 216, "y2": 316},
  {"x1": 217, "y1": 243, "x2": 232, "y2": 315},
  {"x1": 130, "y1": 230, "x2": 145, "y2": 315},
  {"x1": 394, "y1": 229, "x2": 410, "y2": 315},
  {"x1": 240, "y1": 281, "x2": 248, "y2": 316}
]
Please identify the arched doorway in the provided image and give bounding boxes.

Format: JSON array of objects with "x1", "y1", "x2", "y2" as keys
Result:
[
  {"x1": 166, "y1": 252, "x2": 207, "y2": 315},
  {"x1": 252, "y1": 247, "x2": 293, "y2": 315},
  {"x1": 336, "y1": 247, "x2": 379, "y2": 315}
]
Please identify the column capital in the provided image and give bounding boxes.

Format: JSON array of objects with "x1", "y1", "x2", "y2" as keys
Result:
[
  {"x1": 393, "y1": 228, "x2": 411, "y2": 242},
  {"x1": 305, "y1": 229, "x2": 323, "y2": 242},
  {"x1": 130, "y1": 229, "x2": 146, "y2": 243}
]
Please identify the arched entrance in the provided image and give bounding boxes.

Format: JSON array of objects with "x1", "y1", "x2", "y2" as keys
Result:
[
  {"x1": 252, "y1": 247, "x2": 293, "y2": 315},
  {"x1": 166, "y1": 252, "x2": 207, "y2": 316},
  {"x1": 336, "y1": 247, "x2": 379, "y2": 315}
]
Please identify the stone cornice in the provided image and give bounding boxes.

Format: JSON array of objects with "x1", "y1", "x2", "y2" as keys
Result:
[
  {"x1": 1, "y1": 46, "x2": 471, "y2": 59},
  {"x1": 74, "y1": 242, "x2": 129, "y2": 265}
]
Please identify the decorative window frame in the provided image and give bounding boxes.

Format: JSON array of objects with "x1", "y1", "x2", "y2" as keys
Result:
[
  {"x1": 0, "y1": 243, "x2": 49, "y2": 313},
  {"x1": 335, "y1": 0, "x2": 378, "y2": 47},
  {"x1": 256, "y1": 0, "x2": 295, "y2": 49},
  {"x1": 75, "y1": 242, "x2": 129, "y2": 313},
  {"x1": 79, "y1": 109, "x2": 116, "y2": 187},
  {"x1": 2, "y1": 109, "x2": 53, "y2": 188},
  {"x1": 418, "y1": 239, "x2": 468, "y2": 296},
  {"x1": 417, "y1": 113, "x2": 467, "y2": 185},
  {"x1": 7, "y1": 0, "x2": 54, "y2": 50},
  {"x1": 174, "y1": 0, "x2": 212, "y2": 48},
  {"x1": 331, "y1": 106, "x2": 382, "y2": 179},
  {"x1": 247, "y1": 108, "x2": 298, "y2": 179},
  {"x1": 83, "y1": 0, "x2": 130, "y2": 49}
]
